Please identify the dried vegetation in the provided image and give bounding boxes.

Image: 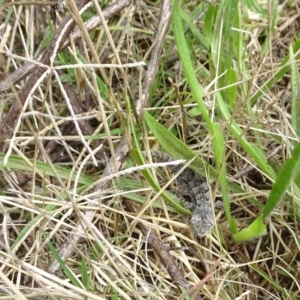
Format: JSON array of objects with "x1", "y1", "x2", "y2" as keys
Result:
[{"x1": 0, "y1": 0, "x2": 300, "y2": 299}]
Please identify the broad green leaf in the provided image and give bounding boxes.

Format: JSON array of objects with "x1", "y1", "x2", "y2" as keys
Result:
[
  {"x1": 233, "y1": 215, "x2": 267, "y2": 242},
  {"x1": 133, "y1": 148, "x2": 190, "y2": 215},
  {"x1": 132, "y1": 109, "x2": 189, "y2": 215},
  {"x1": 263, "y1": 142, "x2": 300, "y2": 219},
  {"x1": 203, "y1": 5, "x2": 217, "y2": 46},
  {"x1": 145, "y1": 112, "x2": 209, "y2": 177}
]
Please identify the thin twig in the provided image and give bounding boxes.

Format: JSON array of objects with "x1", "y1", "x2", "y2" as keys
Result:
[
  {"x1": 125, "y1": 200, "x2": 193, "y2": 288},
  {"x1": 136, "y1": 0, "x2": 172, "y2": 116}
]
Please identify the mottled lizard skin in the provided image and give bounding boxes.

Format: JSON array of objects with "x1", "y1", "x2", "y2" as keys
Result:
[{"x1": 143, "y1": 151, "x2": 215, "y2": 237}]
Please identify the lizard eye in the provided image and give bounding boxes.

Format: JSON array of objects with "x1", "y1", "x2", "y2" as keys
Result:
[
  {"x1": 50, "y1": 0, "x2": 67, "y2": 24},
  {"x1": 55, "y1": 0, "x2": 67, "y2": 14}
]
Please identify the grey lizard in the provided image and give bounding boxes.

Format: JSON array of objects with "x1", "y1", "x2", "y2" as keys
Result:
[{"x1": 143, "y1": 151, "x2": 219, "y2": 238}]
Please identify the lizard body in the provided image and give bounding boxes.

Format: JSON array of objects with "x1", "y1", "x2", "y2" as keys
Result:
[{"x1": 143, "y1": 151, "x2": 216, "y2": 237}]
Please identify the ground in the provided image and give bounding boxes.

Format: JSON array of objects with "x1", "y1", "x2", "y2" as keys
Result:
[{"x1": 0, "y1": 0, "x2": 299, "y2": 299}]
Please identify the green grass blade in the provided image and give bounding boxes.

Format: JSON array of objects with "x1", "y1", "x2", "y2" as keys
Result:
[
  {"x1": 179, "y1": 8, "x2": 209, "y2": 51},
  {"x1": 173, "y1": 1, "x2": 235, "y2": 217},
  {"x1": 173, "y1": 0, "x2": 211, "y2": 127},
  {"x1": 211, "y1": 0, "x2": 239, "y2": 75},
  {"x1": 41, "y1": 229, "x2": 83, "y2": 288},
  {"x1": 225, "y1": 68, "x2": 238, "y2": 108},
  {"x1": 0, "y1": 154, "x2": 94, "y2": 185},
  {"x1": 145, "y1": 112, "x2": 237, "y2": 233},
  {"x1": 270, "y1": 0, "x2": 278, "y2": 33},
  {"x1": 242, "y1": 0, "x2": 267, "y2": 15},
  {"x1": 290, "y1": 45, "x2": 300, "y2": 139},
  {"x1": 81, "y1": 257, "x2": 90, "y2": 291},
  {"x1": 211, "y1": 123, "x2": 237, "y2": 233},
  {"x1": 249, "y1": 258, "x2": 293, "y2": 297},
  {"x1": 249, "y1": 39, "x2": 300, "y2": 105},
  {"x1": 215, "y1": 92, "x2": 277, "y2": 180},
  {"x1": 234, "y1": 142, "x2": 300, "y2": 241}
]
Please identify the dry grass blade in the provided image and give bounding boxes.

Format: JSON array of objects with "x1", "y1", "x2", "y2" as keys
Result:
[
  {"x1": 0, "y1": 0, "x2": 91, "y2": 150},
  {"x1": 0, "y1": 0, "x2": 132, "y2": 93}
]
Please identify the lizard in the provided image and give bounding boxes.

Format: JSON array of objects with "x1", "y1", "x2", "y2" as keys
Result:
[{"x1": 143, "y1": 151, "x2": 220, "y2": 238}]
